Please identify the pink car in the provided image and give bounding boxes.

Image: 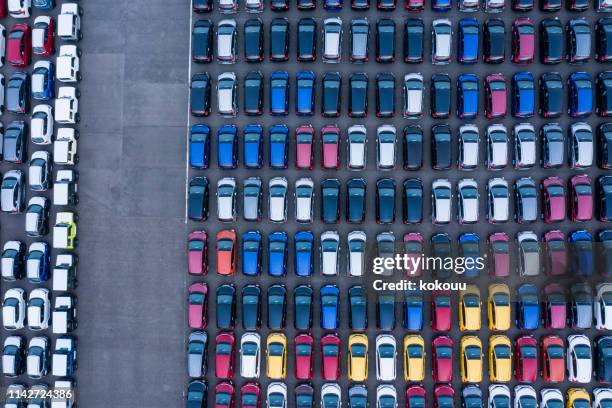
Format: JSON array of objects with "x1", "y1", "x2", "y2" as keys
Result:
[
  {"x1": 570, "y1": 175, "x2": 593, "y2": 221},
  {"x1": 543, "y1": 230, "x2": 567, "y2": 276},
  {"x1": 541, "y1": 177, "x2": 566, "y2": 223},
  {"x1": 321, "y1": 125, "x2": 340, "y2": 169},
  {"x1": 488, "y1": 232, "x2": 510, "y2": 277},
  {"x1": 188, "y1": 282, "x2": 208, "y2": 329},
  {"x1": 485, "y1": 74, "x2": 507, "y2": 119},
  {"x1": 188, "y1": 231, "x2": 208, "y2": 276},
  {"x1": 512, "y1": 18, "x2": 535, "y2": 64},
  {"x1": 543, "y1": 283, "x2": 567, "y2": 329},
  {"x1": 403, "y1": 233, "x2": 423, "y2": 277},
  {"x1": 295, "y1": 125, "x2": 314, "y2": 170}
]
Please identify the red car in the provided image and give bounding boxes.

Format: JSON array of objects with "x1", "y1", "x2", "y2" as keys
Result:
[
  {"x1": 543, "y1": 230, "x2": 567, "y2": 276},
  {"x1": 7, "y1": 24, "x2": 31, "y2": 67},
  {"x1": 541, "y1": 177, "x2": 566, "y2": 223},
  {"x1": 434, "y1": 385, "x2": 455, "y2": 408},
  {"x1": 321, "y1": 125, "x2": 340, "y2": 170},
  {"x1": 32, "y1": 17, "x2": 54, "y2": 56},
  {"x1": 485, "y1": 74, "x2": 507, "y2": 119},
  {"x1": 240, "y1": 382, "x2": 261, "y2": 408},
  {"x1": 214, "y1": 382, "x2": 235, "y2": 408},
  {"x1": 570, "y1": 175, "x2": 593, "y2": 222},
  {"x1": 512, "y1": 18, "x2": 535, "y2": 64},
  {"x1": 541, "y1": 335, "x2": 565, "y2": 382},
  {"x1": 188, "y1": 282, "x2": 208, "y2": 329},
  {"x1": 320, "y1": 334, "x2": 341, "y2": 380},
  {"x1": 295, "y1": 125, "x2": 314, "y2": 170},
  {"x1": 294, "y1": 333, "x2": 314, "y2": 380},
  {"x1": 215, "y1": 332, "x2": 235, "y2": 379},
  {"x1": 514, "y1": 335, "x2": 538, "y2": 382},
  {"x1": 403, "y1": 233, "x2": 423, "y2": 277},
  {"x1": 488, "y1": 232, "x2": 510, "y2": 277},
  {"x1": 216, "y1": 230, "x2": 237, "y2": 276},
  {"x1": 432, "y1": 336, "x2": 453, "y2": 382},
  {"x1": 431, "y1": 290, "x2": 451, "y2": 331},
  {"x1": 406, "y1": 386, "x2": 426, "y2": 408},
  {"x1": 543, "y1": 283, "x2": 566, "y2": 329},
  {"x1": 405, "y1": 0, "x2": 424, "y2": 10},
  {"x1": 188, "y1": 231, "x2": 208, "y2": 276}
]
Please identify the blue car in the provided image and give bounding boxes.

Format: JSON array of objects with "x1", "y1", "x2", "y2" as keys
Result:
[
  {"x1": 517, "y1": 284, "x2": 540, "y2": 330},
  {"x1": 270, "y1": 71, "x2": 289, "y2": 116},
  {"x1": 33, "y1": 0, "x2": 55, "y2": 9},
  {"x1": 241, "y1": 285, "x2": 261, "y2": 330},
  {"x1": 349, "y1": 286, "x2": 368, "y2": 330},
  {"x1": 294, "y1": 285, "x2": 313, "y2": 330},
  {"x1": 296, "y1": 71, "x2": 315, "y2": 116},
  {"x1": 189, "y1": 124, "x2": 210, "y2": 169},
  {"x1": 242, "y1": 231, "x2": 262, "y2": 276},
  {"x1": 26, "y1": 242, "x2": 50, "y2": 283},
  {"x1": 377, "y1": 293, "x2": 396, "y2": 330},
  {"x1": 403, "y1": 290, "x2": 424, "y2": 330},
  {"x1": 217, "y1": 125, "x2": 238, "y2": 169},
  {"x1": 512, "y1": 72, "x2": 535, "y2": 118},
  {"x1": 320, "y1": 284, "x2": 340, "y2": 330},
  {"x1": 458, "y1": 233, "x2": 481, "y2": 277},
  {"x1": 570, "y1": 230, "x2": 594, "y2": 276},
  {"x1": 31, "y1": 62, "x2": 54, "y2": 101},
  {"x1": 267, "y1": 284, "x2": 287, "y2": 329},
  {"x1": 243, "y1": 124, "x2": 263, "y2": 169},
  {"x1": 269, "y1": 124, "x2": 289, "y2": 169},
  {"x1": 294, "y1": 231, "x2": 314, "y2": 277},
  {"x1": 268, "y1": 232, "x2": 288, "y2": 276},
  {"x1": 568, "y1": 72, "x2": 593, "y2": 118},
  {"x1": 457, "y1": 74, "x2": 479, "y2": 119},
  {"x1": 458, "y1": 19, "x2": 479, "y2": 64}
]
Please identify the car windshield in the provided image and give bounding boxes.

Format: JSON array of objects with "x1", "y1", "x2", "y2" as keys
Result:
[
  {"x1": 435, "y1": 187, "x2": 451, "y2": 199},
  {"x1": 493, "y1": 293, "x2": 509, "y2": 305},
  {"x1": 490, "y1": 80, "x2": 506, "y2": 91},
  {"x1": 546, "y1": 185, "x2": 564, "y2": 197},
  {"x1": 242, "y1": 393, "x2": 257, "y2": 406},
  {"x1": 323, "y1": 394, "x2": 339, "y2": 408},
  {"x1": 465, "y1": 345, "x2": 481, "y2": 359},
  {"x1": 436, "y1": 345, "x2": 452, "y2": 358},
  {"x1": 242, "y1": 342, "x2": 258, "y2": 355},
  {"x1": 378, "y1": 79, "x2": 394, "y2": 89},
  {"x1": 436, "y1": 295, "x2": 450, "y2": 307},
  {"x1": 296, "y1": 343, "x2": 311, "y2": 356},
  {"x1": 408, "y1": 345, "x2": 423, "y2": 358},
  {"x1": 493, "y1": 397, "x2": 510, "y2": 408},
  {"x1": 518, "y1": 79, "x2": 533, "y2": 90},
  {"x1": 574, "y1": 344, "x2": 591, "y2": 359},
  {"x1": 463, "y1": 294, "x2": 479, "y2": 307},
  {"x1": 410, "y1": 396, "x2": 425, "y2": 408},
  {"x1": 297, "y1": 78, "x2": 313, "y2": 89},
  {"x1": 322, "y1": 294, "x2": 338, "y2": 306},
  {"x1": 378, "y1": 344, "x2": 394, "y2": 357},
  {"x1": 326, "y1": 23, "x2": 341, "y2": 34},
  {"x1": 351, "y1": 344, "x2": 366, "y2": 357},
  {"x1": 492, "y1": 241, "x2": 509, "y2": 253},
  {"x1": 322, "y1": 132, "x2": 338, "y2": 144},
  {"x1": 575, "y1": 184, "x2": 592, "y2": 195},
  {"x1": 245, "y1": 24, "x2": 261, "y2": 34},
  {"x1": 216, "y1": 342, "x2": 231, "y2": 355},
  {"x1": 189, "y1": 293, "x2": 204, "y2": 304},
  {"x1": 438, "y1": 396, "x2": 453, "y2": 408},
  {"x1": 270, "y1": 186, "x2": 285, "y2": 197},
  {"x1": 321, "y1": 240, "x2": 338, "y2": 252},
  {"x1": 189, "y1": 240, "x2": 204, "y2": 251},
  {"x1": 268, "y1": 393, "x2": 285, "y2": 407},
  {"x1": 269, "y1": 240, "x2": 286, "y2": 253},
  {"x1": 494, "y1": 345, "x2": 510, "y2": 358},
  {"x1": 218, "y1": 239, "x2": 233, "y2": 251},
  {"x1": 216, "y1": 393, "x2": 231, "y2": 405},
  {"x1": 271, "y1": 78, "x2": 286, "y2": 88},
  {"x1": 379, "y1": 396, "x2": 397, "y2": 408},
  {"x1": 520, "y1": 345, "x2": 536, "y2": 358},
  {"x1": 405, "y1": 242, "x2": 422, "y2": 253},
  {"x1": 268, "y1": 342, "x2": 284, "y2": 356},
  {"x1": 323, "y1": 344, "x2": 338, "y2": 356},
  {"x1": 461, "y1": 187, "x2": 478, "y2": 199},
  {"x1": 545, "y1": 401, "x2": 563, "y2": 408}
]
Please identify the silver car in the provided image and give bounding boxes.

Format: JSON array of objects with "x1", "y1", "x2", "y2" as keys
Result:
[
  {"x1": 320, "y1": 231, "x2": 340, "y2": 276},
  {"x1": 30, "y1": 104, "x2": 53, "y2": 145},
  {"x1": 2, "y1": 288, "x2": 25, "y2": 330},
  {"x1": 567, "y1": 334, "x2": 592, "y2": 383},
  {"x1": 432, "y1": 179, "x2": 452, "y2": 224},
  {"x1": 403, "y1": 73, "x2": 424, "y2": 118},
  {"x1": 375, "y1": 334, "x2": 396, "y2": 381},
  {"x1": 514, "y1": 177, "x2": 538, "y2": 223},
  {"x1": 267, "y1": 382, "x2": 288, "y2": 408},
  {"x1": 347, "y1": 125, "x2": 367, "y2": 170},
  {"x1": 187, "y1": 331, "x2": 207, "y2": 378},
  {"x1": 217, "y1": 177, "x2": 236, "y2": 222},
  {"x1": 486, "y1": 124, "x2": 508, "y2": 170},
  {"x1": 487, "y1": 177, "x2": 509, "y2": 223},
  {"x1": 376, "y1": 232, "x2": 395, "y2": 276},
  {"x1": 569, "y1": 122, "x2": 593, "y2": 168},
  {"x1": 243, "y1": 177, "x2": 262, "y2": 222},
  {"x1": 517, "y1": 231, "x2": 540, "y2": 276},
  {"x1": 458, "y1": 124, "x2": 479, "y2": 169},
  {"x1": 513, "y1": 123, "x2": 536, "y2": 169},
  {"x1": 245, "y1": 0, "x2": 263, "y2": 12},
  {"x1": 29, "y1": 151, "x2": 51, "y2": 192},
  {"x1": 269, "y1": 177, "x2": 288, "y2": 223},
  {"x1": 217, "y1": 72, "x2": 237, "y2": 117},
  {"x1": 218, "y1": 0, "x2": 237, "y2": 13},
  {"x1": 541, "y1": 389, "x2": 564, "y2": 408},
  {"x1": 240, "y1": 332, "x2": 261, "y2": 379},
  {"x1": 347, "y1": 231, "x2": 366, "y2": 277},
  {"x1": 350, "y1": 18, "x2": 369, "y2": 62},
  {"x1": 321, "y1": 383, "x2": 342, "y2": 408},
  {"x1": 2, "y1": 336, "x2": 24, "y2": 377},
  {"x1": 27, "y1": 288, "x2": 50, "y2": 331},
  {"x1": 458, "y1": 179, "x2": 479, "y2": 224},
  {"x1": 1, "y1": 170, "x2": 25, "y2": 214},
  {"x1": 432, "y1": 19, "x2": 452, "y2": 64},
  {"x1": 514, "y1": 386, "x2": 537, "y2": 408},
  {"x1": 595, "y1": 283, "x2": 612, "y2": 330},
  {"x1": 26, "y1": 336, "x2": 49, "y2": 379},
  {"x1": 377, "y1": 125, "x2": 396, "y2": 170},
  {"x1": 295, "y1": 177, "x2": 314, "y2": 223},
  {"x1": 323, "y1": 17, "x2": 342, "y2": 63},
  {"x1": 376, "y1": 385, "x2": 397, "y2": 408},
  {"x1": 489, "y1": 385, "x2": 511, "y2": 408},
  {"x1": 217, "y1": 19, "x2": 237, "y2": 63}
]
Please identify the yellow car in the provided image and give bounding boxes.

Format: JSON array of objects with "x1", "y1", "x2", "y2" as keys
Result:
[
  {"x1": 489, "y1": 335, "x2": 512, "y2": 382},
  {"x1": 460, "y1": 336, "x2": 482, "y2": 383},
  {"x1": 348, "y1": 333, "x2": 368, "y2": 382},
  {"x1": 403, "y1": 335, "x2": 425, "y2": 382},
  {"x1": 567, "y1": 388, "x2": 590, "y2": 408},
  {"x1": 488, "y1": 283, "x2": 511, "y2": 331},
  {"x1": 266, "y1": 333, "x2": 287, "y2": 379},
  {"x1": 459, "y1": 285, "x2": 481, "y2": 331}
]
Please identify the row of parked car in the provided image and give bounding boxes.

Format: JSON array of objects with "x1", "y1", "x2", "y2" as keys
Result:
[{"x1": 193, "y1": 17, "x2": 612, "y2": 66}]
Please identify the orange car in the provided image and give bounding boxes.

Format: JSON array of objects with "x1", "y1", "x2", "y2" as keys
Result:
[
  {"x1": 216, "y1": 229, "x2": 237, "y2": 275},
  {"x1": 541, "y1": 334, "x2": 565, "y2": 382}
]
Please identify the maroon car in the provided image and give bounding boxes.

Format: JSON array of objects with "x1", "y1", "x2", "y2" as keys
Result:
[
  {"x1": 320, "y1": 333, "x2": 341, "y2": 380},
  {"x1": 405, "y1": 0, "x2": 424, "y2": 9},
  {"x1": 514, "y1": 335, "x2": 538, "y2": 383},
  {"x1": 512, "y1": 18, "x2": 535, "y2": 64},
  {"x1": 406, "y1": 385, "x2": 426, "y2": 408},
  {"x1": 215, "y1": 332, "x2": 235, "y2": 379},
  {"x1": 240, "y1": 382, "x2": 261, "y2": 408},
  {"x1": 543, "y1": 283, "x2": 566, "y2": 329},
  {"x1": 294, "y1": 333, "x2": 314, "y2": 380},
  {"x1": 432, "y1": 336, "x2": 453, "y2": 382},
  {"x1": 188, "y1": 231, "x2": 208, "y2": 276},
  {"x1": 403, "y1": 233, "x2": 423, "y2": 277},
  {"x1": 488, "y1": 232, "x2": 510, "y2": 277},
  {"x1": 485, "y1": 74, "x2": 507, "y2": 119},
  {"x1": 543, "y1": 230, "x2": 567, "y2": 276},
  {"x1": 321, "y1": 125, "x2": 340, "y2": 169},
  {"x1": 188, "y1": 283, "x2": 208, "y2": 329},
  {"x1": 431, "y1": 290, "x2": 451, "y2": 331},
  {"x1": 0, "y1": 0, "x2": 6, "y2": 18},
  {"x1": 434, "y1": 385, "x2": 455, "y2": 408},
  {"x1": 214, "y1": 382, "x2": 235, "y2": 408},
  {"x1": 541, "y1": 177, "x2": 566, "y2": 223},
  {"x1": 295, "y1": 125, "x2": 314, "y2": 170},
  {"x1": 7, "y1": 24, "x2": 31, "y2": 67},
  {"x1": 570, "y1": 175, "x2": 593, "y2": 221}
]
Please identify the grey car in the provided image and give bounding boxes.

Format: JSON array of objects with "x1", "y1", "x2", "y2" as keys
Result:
[
  {"x1": 348, "y1": 385, "x2": 368, "y2": 408},
  {"x1": 243, "y1": 177, "x2": 262, "y2": 222},
  {"x1": 517, "y1": 231, "x2": 540, "y2": 276},
  {"x1": 1, "y1": 170, "x2": 25, "y2": 213},
  {"x1": 514, "y1": 177, "x2": 538, "y2": 223},
  {"x1": 513, "y1": 123, "x2": 536, "y2": 169},
  {"x1": 350, "y1": 18, "x2": 369, "y2": 62},
  {"x1": 187, "y1": 331, "x2": 207, "y2": 378},
  {"x1": 540, "y1": 123, "x2": 564, "y2": 168},
  {"x1": 570, "y1": 283, "x2": 593, "y2": 329}
]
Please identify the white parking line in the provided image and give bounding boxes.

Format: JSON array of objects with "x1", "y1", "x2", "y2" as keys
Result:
[{"x1": 184, "y1": 1, "x2": 194, "y2": 224}]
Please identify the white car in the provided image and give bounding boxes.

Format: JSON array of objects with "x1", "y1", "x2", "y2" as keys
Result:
[
  {"x1": 458, "y1": 179, "x2": 479, "y2": 224},
  {"x1": 321, "y1": 383, "x2": 342, "y2": 408},
  {"x1": 0, "y1": 73, "x2": 4, "y2": 113},
  {"x1": 2, "y1": 335, "x2": 24, "y2": 377},
  {"x1": 323, "y1": 18, "x2": 342, "y2": 63},
  {"x1": 53, "y1": 379, "x2": 76, "y2": 408},
  {"x1": 514, "y1": 386, "x2": 537, "y2": 408},
  {"x1": 8, "y1": 0, "x2": 31, "y2": 18},
  {"x1": 52, "y1": 253, "x2": 78, "y2": 292},
  {"x1": 595, "y1": 283, "x2": 612, "y2": 330},
  {"x1": 295, "y1": 178, "x2": 314, "y2": 223},
  {"x1": 26, "y1": 336, "x2": 49, "y2": 379},
  {"x1": 487, "y1": 178, "x2": 510, "y2": 223},
  {"x1": 0, "y1": 25, "x2": 5, "y2": 66},
  {"x1": 54, "y1": 128, "x2": 78, "y2": 165},
  {"x1": 56, "y1": 45, "x2": 81, "y2": 83},
  {"x1": 513, "y1": 123, "x2": 536, "y2": 169},
  {"x1": 486, "y1": 124, "x2": 508, "y2": 169},
  {"x1": 459, "y1": 124, "x2": 479, "y2": 169},
  {"x1": 347, "y1": 231, "x2": 366, "y2": 277},
  {"x1": 269, "y1": 177, "x2": 288, "y2": 223},
  {"x1": 52, "y1": 294, "x2": 77, "y2": 334},
  {"x1": 489, "y1": 385, "x2": 511, "y2": 408},
  {"x1": 376, "y1": 334, "x2": 396, "y2": 381},
  {"x1": 245, "y1": 0, "x2": 264, "y2": 12},
  {"x1": 31, "y1": 104, "x2": 53, "y2": 145},
  {"x1": 377, "y1": 385, "x2": 397, "y2": 408},
  {"x1": 217, "y1": 72, "x2": 237, "y2": 117},
  {"x1": 570, "y1": 122, "x2": 594, "y2": 169},
  {"x1": 5, "y1": 384, "x2": 26, "y2": 408},
  {"x1": 53, "y1": 170, "x2": 78, "y2": 207},
  {"x1": 347, "y1": 125, "x2": 367, "y2": 170},
  {"x1": 594, "y1": 388, "x2": 612, "y2": 408},
  {"x1": 217, "y1": 19, "x2": 237, "y2": 64},
  {"x1": 25, "y1": 197, "x2": 49, "y2": 237},
  {"x1": 216, "y1": 177, "x2": 236, "y2": 222},
  {"x1": 377, "y1": 125, "x2": 396, "y2": 170},
  {"x1": 432, "y1": 179, "x2": 452, "y2": 224},
  {"x1": 27, "y1": 288, "x2": 50, "y2": 331},
  {"x1": 432, "y1": 19, "x2": 452, "y2": 64},
  {"x1": 567, "y1": 334, "x2": 592, "y2": 383},
  {"x1": 218, "y1": 0, "x2": 238, "y2": 13},
  {"x1": 57, "y1": 3, "x2": 81, "y2": 41},
  {"x1": 55, "y1": 87, "x2": 80, "y2": 124},
  {"x1": 32, "y1": 16, "x2": 52, "y2": 55},
  {"x1": 540, "y1": 389, "x2": 564, "y2": 408},
  {"x1": 240, "y1": 332, "x2": 261, "y2": 379},
  {"x1": 2, "y1": 288, "x2": 25, "y2": 330},
  {"x1": 29, "y1": 150, "x2": 52, "y2": 191},
  {"x1": 267, "y1": 382, "x2": 288, "y2": 408},
  {"x1": 321, "y1": 231, "x2": 340, "y2": 276},
  {"x1": 1, "y1": 241, "x2": 24, "y2": 281},
  {"x1": 403, "y1": 73, "x2": 424, "y2": 118}
]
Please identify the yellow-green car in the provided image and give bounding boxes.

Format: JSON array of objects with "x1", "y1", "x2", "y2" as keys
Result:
[{"x1": 53, "y1": 212, "x2": 77, "y2": 249}]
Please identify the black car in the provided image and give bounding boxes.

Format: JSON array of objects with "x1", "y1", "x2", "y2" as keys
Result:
[
  {"x1": 346, "y1": 178, "x2": 366, "y2": 223},
  {"x1": 192, "y1": 19, "x2": 213, "y2": 63},
  {"x1": 599, "y1": 123, "x2": 612, "y2": 169},
  {"x1": 294, "y1": 285, "x2": 313, "y2": 330},
  {"x1": 539, "y1": 72, "x2": 563, "y2": 118},
  {"x1": 596, "y1": 18, "x2": 612, "y2": 63},
  {"x1": 349, "y1": 72, "x2": 368, "y2": 118},
  {"x1": 596, "y1": 336, "x2": 612, "y2": 383},
  {"x1": 186, "y1": 380, "x2": 207, "y2": 408},
  {"x1": 376, "y1": 178, "x2": 396, "y2": 224},
  {"x1": 321, "y1": 178, "x2": 340, "y2": 223},
  {"x1": 403, "y1": 178, "x2": 423, "y2": 224},
  {"x1": 244, "y1": 19, "x2": 264, "y2": 62},
  {"x1": 243, "y1": 71, "x2": 263, "y2": 116},
  {"x1": 267, "y1": 284, "x2": 287, "y2": 330},
  {"x1": 597, "y1": 71, "x2": 612, "y2": 117},
  {"x1": 297, "y1": 0, "x2": 316, "y2": 9},
  {"x1": 597, "y1": 230, "x2": 612, "y2": 276},
  {"x1": 598, "y1": 176, "x2": 612, "y2": 222},
  {"x1": 432, "y1": 124, "x2": 452, "y2": 170},
  {"x1": 376, "y1": 72, "x2": 395, "y2": 118},
  {"x1": 193, "y1": 0, "x2": 213, "y2": 12},
  {"x1": 376, "y1": 19, "x2": 395, "y2": 63},
  {"x1": 431, "y1": 73, "x2": 451, "y2": 118},
  {"x1": 188, "y1": 177, "x2": 209, "y2": 221},
  {"x1": 322, "y1": 72, "x2": 341, "y2": 117},
  {"x1": 539, "y1": 19, "x2": 563, "y2": 64},
  {"x1": 404, "y1": 18, "x2": 424, "y2": 63},
  {"x1": 297, "y1": 18, "x2": 316, "y2": 62},
  {"x1": 540, "y1": 123, "x2": 564, "y2": 168},
  {"x1": 566, "y1": 19, "x2": 591, "y2": 64},
  {"x1": 271, "y1": 0, "x2": 289, "y2": 10},
  {"x1": 349, "y1": 286, "x2": 368, "y2": 330},
  {"x1": 352, "y1": 0, "x2": 370, "y2": 10},
  {"x1": 6, "y1": 72, "x2": 29, "y2": 114},
  {"x1": 241, "y1": 285, "x2": 261, "y2": 330},
  {"x1": 403, "y1": 125, "x2": 423, "y2": 170},
  {"x1": 431, "y1": 233, "x2": 452, "y2": 278},
  {"x1": 270, "y1": 18, "x2": 289, "y2": 62},
  {"x1": 216, "y1": 284, "x2": 236, "y2": 330},
  {"x1": 190, "y1": 73, "x2": 211, "y2": 117},
  {"x1": 483, "y1": 19, "x2": 505, "y2": 64},
  {"x1": 377, "y1": 293, "x2": 396, "y2": 330},
  {"x1": 3, "y1": 121, "x2": 27, "y2": 164},
  {"x1": 378, "y1": 0, "x2": 396, "y2": 9}
]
